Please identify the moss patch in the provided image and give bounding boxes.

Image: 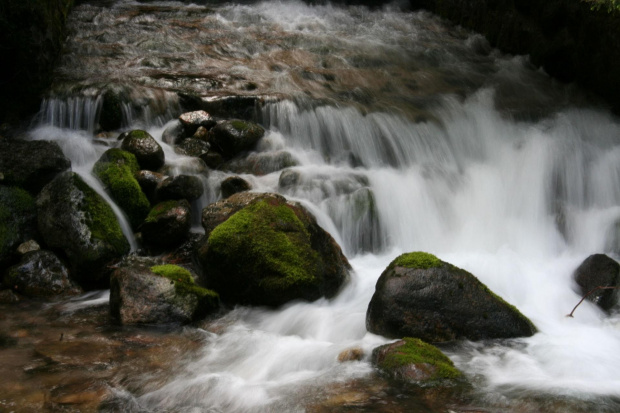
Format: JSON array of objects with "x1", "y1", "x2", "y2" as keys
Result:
[
  {"x1": 209, "y1": 200, "x2": 318, "y2": 288},
  {"x1": 72, "y1": 174, "x2": 129, "y2": 255},
  {"x1": 378, "y1": 338, "x2": 462, "y2": 381},
  {"x1": 93, "y1": 149, "x2": 150, "y2": 229},
  {"x1": 150, "y1": 264, "x2": 219, "y2": 308},
  {"x1": 144, "y1": 200, "x2": 180, "y2": 223},
  {"x1": 391, "y1": 252, "x2": 441, "y2": 270},
  {"x1": 230, "y1": 120, "x2": 251, "y2": 131}
]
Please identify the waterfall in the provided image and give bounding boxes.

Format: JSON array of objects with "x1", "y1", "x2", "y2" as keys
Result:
[{"x1": 24, "y1": 0, "x2": 620, "y2": 411}]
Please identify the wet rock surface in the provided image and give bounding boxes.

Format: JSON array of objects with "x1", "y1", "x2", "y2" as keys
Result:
[
  {"x1": 120, "y1": 129, "x2": 165, "y2": 171},
  {"x1": 366, "y1": 252, "x2": 537, "y2": 342},
  {"x1": 573, "y1": 254, "x2": 620, "y2": 311},
  {"x1": 141, "y1": 199, "x2": 192, "y2": 248}
]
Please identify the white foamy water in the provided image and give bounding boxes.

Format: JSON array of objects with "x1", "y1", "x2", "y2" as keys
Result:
[{"x1": 31, "y1": 0, "x2": 620, "y2": 410}]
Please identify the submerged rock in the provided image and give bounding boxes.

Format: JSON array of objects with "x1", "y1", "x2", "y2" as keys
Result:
[
  {"x1": 573, "y1": 254, "x2": 620, "y2": 311},
  {"x1": 372, "y1": 338, "x2": 462, "y2": 385},
  {"x1": 366, "y1": 252, "x2": 536, "y2": 342},
  {"x1": 36, "y1": 172, "x2": 130, "y2": 288},
  {"x1": 196, "y1": 192, "x2": 350, "y2": 307},
  {"x1": 0, "y1": 186, "x2": 38, "y2": 267},
  {"x1": 92, "y1": 148, "x2": 151, "y2": 230},
  {"x1": 220, "y1": 176, "x2": 251, "y2": 199},
  {"x1": 110, "y1": 258, "x2": 219, "y2": 325},
  {"x1": 0, "y1": 139, "x2": 71, "y2": 194},
  {"x1": 3, "y1": 250, "x2": 81, "y2": 298},
  {"x1": 221, "y1": 150, "x2": 298, "y2": 176},
  {"x1": 209, "y1": 119, "x2": 265, "y2": 159},
  {"x1": 140, "y1": 200, "x2": 192, "y2": 248},
  {"x1": 120, "y1": 130, "x2": 165, "y2": 171}
]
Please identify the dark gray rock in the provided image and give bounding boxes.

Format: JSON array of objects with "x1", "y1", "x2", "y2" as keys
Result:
[
  {"x1": 176, "y1": 138, "x2": 211, "y2": 158},
  {"x1": 209, "y1": 120, "x2": 265, "y2": 159},
  {"x1": 135, "y1": 170, "x2": 167, "y2": 203},
  {"x1": 221, "y1": 151, "x2": 298, "y2": 176},
  {"x1": 110, "y1": 256, "x2": 219, "y2": 325},
  {"x1": 220, "y1": 176, "x2": 251, "y2": 199},
  {"x1": 120, "y1": 130, "x2": 165, "y2": 171},
  {"x1": 141, "y1": 200, "x2": 192, "y2": 248},
  {"x1": 3, "y1": 250, "x2": 81, "y2": 298},
  {"x1": 36, "y1": 172, "x2": 130, "y2": 289},
  {"x1": 157, "y1": 175, "x2": 204, "y2": 202},
  {"x1": 366, "y1": 252, "x2": 536, "y2": 342},
  {"x1": 0, "y1": 186, "x2": 38, "y2": 268},
  {"x1": 0, "y1": 140, "x2": 71, "y2": 194},
  {"x1": 179, "y1": 110, "x2": 216, "y2": 136},
  {"x1": 573, "y1": 254, "x2": 620, "y2": 311}
]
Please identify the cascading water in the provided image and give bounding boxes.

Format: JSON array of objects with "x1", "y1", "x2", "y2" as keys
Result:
[{"x1": 18, "y1": 0, "x2": 620, "y2": 411}]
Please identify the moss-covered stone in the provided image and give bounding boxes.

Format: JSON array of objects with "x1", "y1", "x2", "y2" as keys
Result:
[
  {"x1": 391, "y1": 252, "x2": 441, "y2": 270},
  {"x1": 0, "y1": 186, "x2": 37, "y2": 266},
  {"x1": 36, "y1": 172, "x2": 129, "y2": 288},
  {"x1": 372, "y1": 338, "x2": 462, "y2": 384},
  {"x1": 141, "y1": 200, "x2": 192, "y2": 248},
  {"x1": 366, "y1": 251, "x2": 536, "y2": 342},
  {"x1": 93, "y1": 148, "x2": 150, "y2": 230},
  {"x1": 150, "y1": 264, "x2": 219, "y2": 310},
  {"x1": 198, "y1": 192, "x2": 350, "y2": 307}
]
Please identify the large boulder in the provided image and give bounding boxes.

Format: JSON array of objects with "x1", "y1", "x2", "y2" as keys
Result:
[
  {"x1": 92, "y1": 148, "x2": 151, "y2": 230},
  {"x1": 366, "y1": 252, "x2": 536, "y2": 342},
  {"x1": 209, "y1": 120, "x2": 265, "y2": 159},
  {"x1": 0, "y1": 140, "x2": 70, "y2": 194},
  {"x1": 196, "y1": 192, "x2": 350, "y2": 307},
  {"x1": 3, "y1": 250, "x2": 81, "y2": 298},
  {"x1": 110, "y1": 258, "x2": 219, "y2": 325},
  {"x1": 140, "y1": 200, "x2": 192, "y2": 248},
  {"x1": 372, "y1": 338, "x2": 463, "y2": 385},
  {"x1": 573, "y1": 254, "x2": 620, "y2": 311},
  {"x1": 119, "y1": 130, "x2": 165, "y2": 171},
  {"x1": 0, "y1": 186, "x2": 38, "y2": 267},
  {"x1": 36, "y1": 172, "x2": 130, "y2": 288}
]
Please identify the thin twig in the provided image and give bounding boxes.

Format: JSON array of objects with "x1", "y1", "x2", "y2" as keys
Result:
[{"x1": 566, "y1": 286, "x2": 620, "y2": 317}]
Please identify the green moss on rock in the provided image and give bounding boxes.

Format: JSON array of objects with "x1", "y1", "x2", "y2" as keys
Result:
[
  {"x1": 373, "y1": 338, "x2": 462, "y2": 384},
  {"x1": 144, "y1": 200, "x2": 181, "y2": 223},
  {"x1": 93, "y1": 149, "x2": 150, "y2": 229},
  {"x1": 151, "y1": 264, "x2": 193, "y2": 284},
  {"x1": 391, "y1": 251, "x2": 441, "y2": 270},
  {"x1": 150, "y1": 264, "x2": 219, "y2": 312},
  {"x1": 207, "y1": 200, "x2": 320, "y2": 298},
  {"x1": 72, "y1": 174, "x2": 129, "y2": 256}
]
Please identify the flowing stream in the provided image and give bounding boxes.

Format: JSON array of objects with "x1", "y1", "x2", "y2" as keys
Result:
[{"x1": 14, "y1": 0, "x2": 620, "y2": 411}]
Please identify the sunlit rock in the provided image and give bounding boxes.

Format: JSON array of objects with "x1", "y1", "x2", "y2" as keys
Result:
[
  {"x1": 93, "y1": 148, "x2": 151, "y2": 230},
  {"x1": 0, "y1": 139, "x2": 70, "y2": 194},
  {"x1": 573, "y1": 254, "x2": 620, "y2": 311},
  {"x1": 110, "y1": 257, "x2": 219, "y2": 325},
  {"x1": 36, "y1": 172, "x2": 130, "y2": 289},
  {"x1": 119, "y1": 129, "x2": 165, "y2": 171},
  {"x1": 179, "y1": 110, "x2": 216, "y2": 136},
  {"x1": 196, "y1": 192, "x2": 350, "y2": 306},
  {"x1": 366, "y1": 252, "x2": 536, "y2": 342}
]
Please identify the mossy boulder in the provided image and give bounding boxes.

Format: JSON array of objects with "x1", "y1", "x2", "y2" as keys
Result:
[
  {"x1": 36, "y1": 172, "x2": 130, "y2": 288},
  {"x1": 0, "y1": 186, "x2": 38, "y2": 267},
  {"x1": 372, "y1": 338, "x2": 462, "y2": 385},
  {"x1": 119, "y1": 130, "x2": 165, "y2": 171},
  {"x1": 140, "y1": 200, "x2": 192, "y2": 248},
  {"x1": 366, "y1": 252, "x2": 536, "y2": 342},
  {"x1": 110, "y1": 257, "x2": 219, "y2": 325},
  {"x1": 3, "y1": 250, "x2": 81, "y2": 298},
  {"x1": 92, "y1": 148, "x2": 151, "y2": 230},
  {"x1": 209, "y1": 119, "x2": 265, "y2": 159},
  {"x1": 0, "y1": 139, "x2": 71, "y2": 194},
  {"x1": 196, "y1": 192, "x2": 350, "y2": 307},
  {"x1": 573, "y1": 254, "x2": 620, "y2": 311}
]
